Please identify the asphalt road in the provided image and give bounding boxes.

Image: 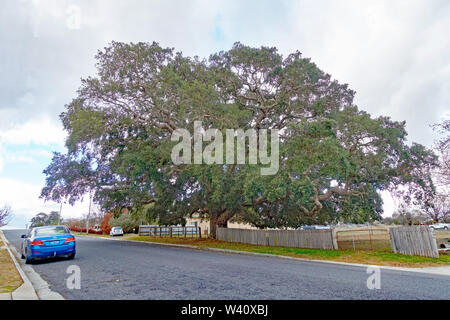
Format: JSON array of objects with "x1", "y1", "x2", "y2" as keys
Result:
[{"x1": 4, "y1": 229, "x2": 450, "y2": 300}]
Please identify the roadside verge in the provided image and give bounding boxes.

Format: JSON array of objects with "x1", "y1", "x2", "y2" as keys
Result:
[{"x1": 0, "y1": 230, "x2": 38, "y2": 300}]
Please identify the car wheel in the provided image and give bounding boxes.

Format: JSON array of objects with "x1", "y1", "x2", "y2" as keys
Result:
[
  {"x1": 25, "y1": 255, "x2": 33, "y2": 264},
  {"x1": 67, "y1": 253, "x2": 75, "y2": 260},
  {"x1": 445, "y1": 227, "x2": 449, "y2": 231}
]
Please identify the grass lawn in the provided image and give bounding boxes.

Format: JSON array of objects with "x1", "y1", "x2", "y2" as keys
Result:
[
  {"x1": 124, "y1": 235, "x2": 450, "y2": 268},
  {"x1": 0, "y1": 240, "x2": 23, "y2": 293}
]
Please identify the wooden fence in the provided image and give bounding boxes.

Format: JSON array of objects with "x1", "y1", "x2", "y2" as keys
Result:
[
  {"x1": 389, "y1": 226, "x2": 439, "y2": 258},
  {"x1": 216, "y1": 226, "x2": 441, "y2": 257},
  {"x1": 335, "y1": 228, "x2": 391, "y2": 251},
  {"x1": 216, "y1": 228, "x2": 336, "y2": 250},
  {"x1": 138, "y1": 225, "x2": 201, "y2": 238}
]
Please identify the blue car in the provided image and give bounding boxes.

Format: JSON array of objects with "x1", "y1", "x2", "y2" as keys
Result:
[{"x1": 21, "y1": 225, "x2": 76, "y2": 264}]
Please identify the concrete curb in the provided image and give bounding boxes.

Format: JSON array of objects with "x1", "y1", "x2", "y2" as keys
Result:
[
  {"x1": 79, "y1": 234, "x2": 450, "y2": 277},
  {"x1": 0, "y1": 230, "x2": 38, "y2": 300},
  {"x1": 1, "y1": 231, "x2": 65, "y2": 300},
  {"x1": 0, "y1": 292, "x2": 12, "y2": 300}
]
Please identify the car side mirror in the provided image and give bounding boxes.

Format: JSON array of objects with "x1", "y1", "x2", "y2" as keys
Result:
[{"x1": 21, "y1": 234, "x2": 27, "y2": 238}]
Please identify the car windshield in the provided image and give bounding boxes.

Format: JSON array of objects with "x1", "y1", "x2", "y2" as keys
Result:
[{"x1": 34, "y1": 226, "x2": 69, "y2": 236}]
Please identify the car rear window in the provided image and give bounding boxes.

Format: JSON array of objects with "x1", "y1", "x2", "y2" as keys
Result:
[{"x1": 34, "y1": 226, "x2": 69, "y2": 236}]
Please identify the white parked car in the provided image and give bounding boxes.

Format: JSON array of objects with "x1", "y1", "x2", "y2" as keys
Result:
[
  {"x1": 429, "y1": 223, "x2": 449, "y2": 231},
  {"x1": 110, "y1": 226, "x2": 124, "y2": 236}
]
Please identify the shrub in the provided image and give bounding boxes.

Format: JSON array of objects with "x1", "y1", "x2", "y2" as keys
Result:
[
  {"x1": 101, "y1": 212, "x2": 113, "y2": 234},
  {"x1": 109, "y1": 213, "x2": 138, "y2": 233},
  {"x1": 69, "y1": 226, "x2": 102, "y2": 234}
]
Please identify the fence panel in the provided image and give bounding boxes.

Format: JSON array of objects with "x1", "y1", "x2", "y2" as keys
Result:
[
  {"x1": 216, "y1": 228, "x2": 336, "y2": 250},
  {"x1": 336, "y1": 228, "x2": 391, "y2": 251},
  {"x1": 389, "y1": 226, "x2": 439, "y2": 258},
  {"x1": 138, "y1": 225, "x2": 201, "y2": 238}
]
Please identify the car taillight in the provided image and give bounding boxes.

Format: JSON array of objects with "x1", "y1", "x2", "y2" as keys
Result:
[
  {"x1": 30, "y1": 240, "x2": 44, "y2": 246},
  {"x1": 64, "y1": 236, "x2": 75, "y2": 243}
]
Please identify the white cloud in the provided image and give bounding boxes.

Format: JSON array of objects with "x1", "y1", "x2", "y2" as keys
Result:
[
  {"x1": 278, "y1": 0, "x2": 450, "y2": 146},
  {"x1": 5, "y1": 154, "x2": 34, "y2": 164},
  {"x1": 0, "y1": 177, "x2": 98, "y2": 227},
  {"x1": 1, "y1": 148, "x2": 54, "y2": 166},
  {"x1": 380, "y1": 191, "x2": 397, "y2": 217},
  {"x1": 0, "y1": 116, "x2": 66, "y2": 146},
  {"x1": 3, "y1": 0, "x2": 445, "y2": 148}
]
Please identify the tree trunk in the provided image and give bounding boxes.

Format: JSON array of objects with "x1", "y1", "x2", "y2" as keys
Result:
[
  {"x1": 209, "y1": 213, "x2": 228, "y2": 239},
  {"x1": 210, "y1": 214, "x2": 219, "y2": 239}
]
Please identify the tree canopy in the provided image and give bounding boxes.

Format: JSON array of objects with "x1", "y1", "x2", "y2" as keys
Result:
[{"x1": 41, "y1": 42, "x2": 437, "y2": 236}]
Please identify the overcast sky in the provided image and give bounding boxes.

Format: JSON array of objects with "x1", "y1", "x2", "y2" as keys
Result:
[{"x1": 1, "y1": 0, "x2": 449, "y2": 228}]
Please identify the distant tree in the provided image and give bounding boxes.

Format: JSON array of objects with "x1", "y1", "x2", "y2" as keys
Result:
[
  {"x1": 437, "y1": 150, "x2": 450, "y2": 195},
  {"x1": 64, "y1": 217, "x2": 83, "y2": 228},
  {"x1": 30, "y1": 213, "x2": 47, "y2": 227},
  {"x1": 392, "y1": 208, "x2": 427, "y2": 226},
  {"x1": 0, "y1": 205, "x2": 13, "y2": 227},
  {"x1": 432, "y1": 120, "x2": 449, "y2": 193},
  {"x1": 428, "y1": 120, "x2": 450, "y2": 222},
  {"x1": 426, "y1": 194, "x2": 450, "y2": 222},
  {"x1": 381, "y1": 217, "x2": 394, "y2": 225},
  {"x1": 30, "y1": 211, "x2": 62, "y2": 227},
  {"x1": 109, "y1": 212, "x2": 138, "y2": 233},
  {"x1": 47, "y1": 211, "x2": 62, "y2": 225}
]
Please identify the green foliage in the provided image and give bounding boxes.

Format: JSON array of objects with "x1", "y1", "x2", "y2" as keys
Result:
[
  {"x1": 41, "y1": 41, "x2": 438, "y2": 234},
  {"x1": 30, "y1": 211, "x2": 62, "y2": 227},
  {"x1": 109, "y1": 213, "x2": 138, "y2": 233}
]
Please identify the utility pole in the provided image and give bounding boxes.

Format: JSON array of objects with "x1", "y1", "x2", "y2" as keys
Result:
[
  {"x1": 86, "y1": 193, "x2": 92, "y2": 235},
  {"x1": 59, "y1": 202, "x2": 62, "y2": 225}
]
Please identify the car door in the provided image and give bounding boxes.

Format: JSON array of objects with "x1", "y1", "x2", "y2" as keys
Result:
[
  {"x1": 21, "y1": 229, "x2": 30, "y2": 255},
  {"x1": 25, "y1": 229, "x2": 34, "y2": 255}
]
